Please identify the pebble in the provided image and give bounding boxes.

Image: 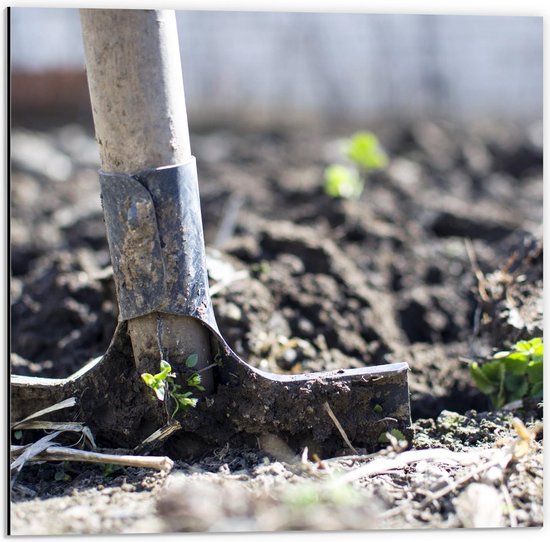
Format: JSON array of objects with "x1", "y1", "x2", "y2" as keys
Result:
[
  {"x1": 101, "y1": 487, "x2": 116, "y2": 496},
  {"x1": 223, "y1": 302, "x2": 242, "y2": 322},
  {"x1": 454, "y1": 483, "x2": 505, "y2": 528}
]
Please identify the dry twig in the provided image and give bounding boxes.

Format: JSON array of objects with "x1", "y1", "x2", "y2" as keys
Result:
[
  {"x1": 464, "y1": 238, "x2": 490, "y2": 302},
  {"x1": 133, "y1": 420, "x2": 181, "y2": 455},
  {"x1": 11, "y1": 398, "x2": 77, "y2": 429},
  {"x1": 338, "y1": 447, "x2": 490, "y2": 485},
  {"x1": 10, "y1": 445, "x2": 174, "y2": 472},
  {"x1": 323, "y1": 402, "x2": 358, "y2": 454},
  {"x1": 501, "y1": 483, "x2": 518, "y2": 528}
]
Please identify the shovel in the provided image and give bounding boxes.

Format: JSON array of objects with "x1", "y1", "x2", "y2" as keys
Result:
[{"x1": 11, "y1": 9, "x2": 411, "y2": 458}]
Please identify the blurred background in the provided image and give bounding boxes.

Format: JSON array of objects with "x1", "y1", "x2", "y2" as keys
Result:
[{"x1": 10, "y1": 9, "x2": 543, "y2": 128}]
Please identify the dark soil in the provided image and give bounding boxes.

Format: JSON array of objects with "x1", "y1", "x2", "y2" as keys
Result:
[{"x1": 9, "y1": 118, "x2": 543, "y2": 533}]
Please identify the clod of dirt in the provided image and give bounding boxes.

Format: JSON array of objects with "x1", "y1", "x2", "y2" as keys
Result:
[
  {"x1": 474, "y1": 235, "x2": 543, "y2": 349},
  {"x1": 10, "y1": 250, "x2": 117, "y2": 377}
]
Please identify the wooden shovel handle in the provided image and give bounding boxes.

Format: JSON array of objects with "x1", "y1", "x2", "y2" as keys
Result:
[
  {"x1": 80, "y1": 9, "x2": 212, "y2": 384},
  {"x1": 80, "y1": 9, "x2": 191, "y2": 172}
]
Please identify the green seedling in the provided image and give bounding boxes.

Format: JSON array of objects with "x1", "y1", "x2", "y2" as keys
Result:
[
  {"x1": 346, "y1": 131, "x2": 388, "y2": 171},
  {"x1": 470, "y1": 337, "x2": 543, "y2": 410},
  {"x1": 324, "y1": 131, "x2": 388, "y2": 199},
  {"x1": 141, "y1": 359, "x2": 173, "y2": 401},
  {"x1": 324, "y1": 164, "x2": 363, "y2": 199},
  {"x1": 141, "y1": 354, "x2": 205, "y2": 419}
]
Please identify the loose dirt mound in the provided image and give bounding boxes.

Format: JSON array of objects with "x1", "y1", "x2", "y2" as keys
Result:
[{"x1": 10, "y1": 119, "x2": 543, "y2": 533}]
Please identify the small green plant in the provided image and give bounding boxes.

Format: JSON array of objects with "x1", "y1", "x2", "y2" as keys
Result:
[
  {"x1": 323, "y1": 131, "x2": 388, "y2": 199},
  {"x1": 141, "y1": 354, "x2": 205, "y2": 418},
  {"x1": 470, "y1": 337, "x2": 543, "y2": 410},
  {"x1": 345, "y1": 131, "x2": 388, "y2": 170},
  {"x1": 324, "y1": 164, "x2": 363, "y2": 199}
]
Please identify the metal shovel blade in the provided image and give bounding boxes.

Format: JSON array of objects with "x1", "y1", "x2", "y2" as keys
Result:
[{"x1": 11, "y1": 320, "x2": 410, "y2": 458}]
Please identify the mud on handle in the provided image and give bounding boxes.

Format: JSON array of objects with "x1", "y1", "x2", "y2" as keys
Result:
[{"x1": 100, "y1": 159, "x2": 219, "y2": 330}]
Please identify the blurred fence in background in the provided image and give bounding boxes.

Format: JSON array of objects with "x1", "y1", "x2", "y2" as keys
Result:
[{"x1": 10, "y1": 8, "x2": 543, "y2": 128}]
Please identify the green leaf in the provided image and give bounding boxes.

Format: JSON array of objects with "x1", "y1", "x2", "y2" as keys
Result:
[
  {"x1": 187, "y1": 373, "x2": 205, "y2": 391},
  {"x1": 480, "y1": 359, "x2": 506, "y2": 383},
  {"x1": 512, "y1": 337, "x2": 543, "y2": 361},
  {"x1": 532, "y1": 352, "x2": 543, "y2": 364},
  {"x1": 141, "y1": 373, "x2": 155, "y2": 387},
  {"x1": 142, "y1": 372, "x2": 167, "y2": 401},
  {"x1": 530, "y1": 381, "x2": 543, "y2": 398},
  {"x1": 530, "y1": 339, "x2": 544, "y2": 362},
  {"x1": 503, "y1": 372, "x2": 527, "y2": 392},
  {"x1": 345, "y1": 132, "x2": 388, "y2": 171},
  {"x1": 503, "y1": 373, "x2": 529, "y2": 402},
  {"x1": 502, "y1": 353, "x2": 530, "y2": 375},
  {"x1": 514, "y1": 338, "x2": 540, "y2": 352},
  {"x1": 531, "y1": 337, "x2": 543, "y2": 348},
  {"x1": 526, "y1": 361, "x2": 543, "y2": 384},
  {"x1": 493, "y1": 350, "x2": 511, "y2": 359},
  {"x1": 323, "y1": 164, "x2": 363, "y2": 199},
  {"x1": 153, "y1": 382, "x2": 166, "y2": 401},
  {"x1": 490, "y1": 390, "x2": 505, "y2": 410},
  {"x1": 505, "y1": 351, "x2": 530, "y2": 362},
  {"x1": 470, "y1": 362, "x2": 497, "y2": 394},
  {"x1": 13, "y1": 430, "x2": 23, "y2": 440},
  {"x1": 159, "y1": 360, "x2": 172, "y2": 379},
  {"x1": 174, "y1": 393, "x2": 198, "y2": 410},
  {"x1": 186, "y1": 353, "x2": 199, "y2": 368},
  {"x1": 471, "y1": 337, "x2": 543, "y2": 409}
]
